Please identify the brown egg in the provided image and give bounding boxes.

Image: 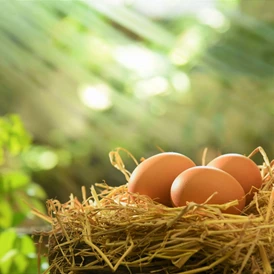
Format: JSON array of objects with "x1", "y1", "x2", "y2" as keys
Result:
[
  {"x1": 207, "y1": 153, "x2": 262, "y2": 204},
  {"x1": 128, "y1": 152, "x2": 196, "y2": 206},
  {"x1": 171, "y1": 166, "x2": 246, "y2": 214}
]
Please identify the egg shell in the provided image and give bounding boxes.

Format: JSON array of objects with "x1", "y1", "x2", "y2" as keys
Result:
[
  {"x1": 128, "y1": 152, "x2": 196, "y2": 206},
  {"x1": 171, "y1": 166, "x2": 246, "y2": 214},
  {"x1": 207, "y1": 153, "x2": 262, "y2": 204}
]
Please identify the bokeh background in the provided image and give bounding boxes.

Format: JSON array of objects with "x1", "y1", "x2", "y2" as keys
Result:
[{"x1": 1, "y1": 0, "x2": 274, "y2": 273}]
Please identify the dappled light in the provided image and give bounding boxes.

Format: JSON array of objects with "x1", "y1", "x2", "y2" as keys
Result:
[{"x1": 79, "y1": 84, "x2": 113, "y2": 111}]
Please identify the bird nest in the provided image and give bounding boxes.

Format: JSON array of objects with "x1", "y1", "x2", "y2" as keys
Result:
[{"x1": 34, "y1": 147, "x2": 274, "y2": 274}]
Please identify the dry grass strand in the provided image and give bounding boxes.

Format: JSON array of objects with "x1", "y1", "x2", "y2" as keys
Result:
[{"x1": 34, "y1": 147, "x2": 274, "y2": 274}]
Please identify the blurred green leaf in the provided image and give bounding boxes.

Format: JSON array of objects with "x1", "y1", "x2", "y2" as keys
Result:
[
  {"x1": 0, "y1": 249, "x2": 18, "y2": 274},
  {"x1": 0, "y1": 120, "x2": 10, "y2": 144},
  {"x1": 0, "y1": 229, "x2": 17, "y2": 274},
  {"x1": 1, "y1": 171, "x2": 30, "y2": 192},
  {"x1": 26, "y1": 183, "x2": 47, "y2": 200},
  {"x1": 12, "y1": 253, "x2": 28, "y2": 274},
  {"x1": 0, "y1": 115, "x2": 31, "y2": 164},
  {"x1": 12, "y1": 212, "x2": 26, "y2": 228},
  {"x1": 17, "y1": 234, "x2": 36, "y2": 255},
  {"x1": 0, "y1": 200, "x2": 13, "y2": 229},
  {"x1": 9, "y1": 115, "x2": 31, "y2": 151},
  {"x1": 0, "y1": 112, "x2": 47, "y2": 273},
  {"x1": 0, "y1": 230, "x2": 37, "y2": 274},
  {"x1": 11, "y1": 195, "x2": 31, "y2": 219}
]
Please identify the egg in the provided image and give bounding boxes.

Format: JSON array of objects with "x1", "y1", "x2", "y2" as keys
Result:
[
  {"x1": 207, "y1": 153, "x2": 262, "y2": 204},
  {"x1": 170, "y1": 166, "x2": 246, "y2": 214},
  {"x1": 128, "y1": 152, "x2": 196, "y2": 206}
]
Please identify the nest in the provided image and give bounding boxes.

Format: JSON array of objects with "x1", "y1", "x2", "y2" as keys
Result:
[{"x1": 34, "y1": 147, "x2": 274, "y2": 274}]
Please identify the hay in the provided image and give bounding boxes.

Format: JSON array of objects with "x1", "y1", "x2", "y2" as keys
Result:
[{"x1": 35, "y1": 147, "x2": 274, "y2": 274}]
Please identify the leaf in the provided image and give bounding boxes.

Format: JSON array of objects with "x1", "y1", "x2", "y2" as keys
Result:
[
  {"x1": 0, "y1": 114, "x2": 31, "y2": 165},
  {"x1": 26, "y1": 183, "x2": 47, "y2": 200},
  {"x1": 1, "y1": 171, "x2": 30, "y2": 192},
  {"x1": 25, "y1": 255, "x2": 41, "y2": 274},
  {"x1": 8, "y1": 114, "x2": 32, "y2": 155},
  {"x1": 12, "y1": 212, "x2": 26, "y2": 227},
  {"x1": 17, "y1": 234, "x2": 36, "y2": 255},
  {"x1": 0, "y1": 199, "x2": 13, "y2": 228},
  {"x1": 13, "y1": 235, "x2": 36, "y2": 273},
  {"x1": 0, "y1": 119, "x2": 9, "y2": 145},
  {"x1": 13, "y1": 253, "x2": 28, "y2": 274},
  {"x1": 0, "y1": 229, "x2": 17, "y2": 274},
  {"x1": 8, "y1": 136, "x2": 24, "y2": 156},
  {"x1": 12, "y1": 192, "x2": 31, "y2": 216},
  {"x1": 0, "y1": 249, "x2": 18, "y2": 274},
  {"x1": 0, "y1": 229, "x2": 17, "y2": 256},
  {"x1": 0, "y1": 230, "x2": 37, "y2": 274}
]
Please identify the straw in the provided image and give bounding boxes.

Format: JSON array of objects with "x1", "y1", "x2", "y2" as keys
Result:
[{"x1": 34, "y1": 147, "x2": 274, "y2": 274}]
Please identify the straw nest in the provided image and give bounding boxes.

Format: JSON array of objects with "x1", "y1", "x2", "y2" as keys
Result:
[{"x1": 35, "y1": 147, "x2": 274, "y2": 274}]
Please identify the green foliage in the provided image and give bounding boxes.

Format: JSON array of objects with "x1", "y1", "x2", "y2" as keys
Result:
[
  {"x1": 0, "y1": 114, "x2": 31, "y2": 164},
  {"x1": 0, "y1": 114, "x2": 48, "y2": 274},
  {"x1": 0, "y1": 229, "x2": 35, "y2": 274}
]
